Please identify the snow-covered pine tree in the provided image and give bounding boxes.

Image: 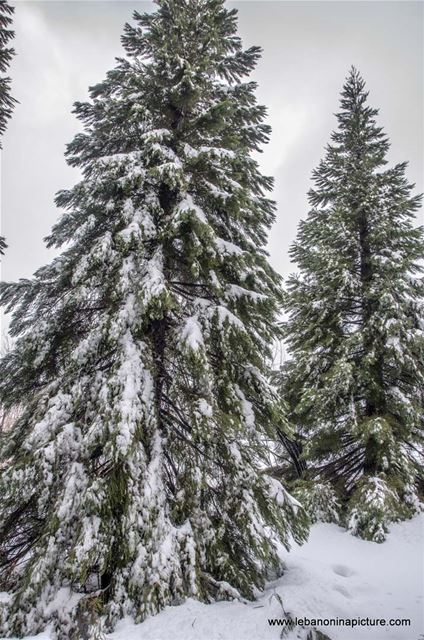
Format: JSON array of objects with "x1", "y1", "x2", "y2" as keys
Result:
[
  {"x1": 0, "y1": 2, "x2": 307, "y2": 637},
  {"x1": 0, "y1": 0, "x2": 16, "y2": 254},
  {"x1": 283, "y1": 67, "x2": 424, "y2": 542}
]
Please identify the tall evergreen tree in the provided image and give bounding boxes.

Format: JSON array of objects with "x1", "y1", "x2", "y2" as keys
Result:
[
  {"x1": 0, "y1": 2, "x2": 306, "y2": 637},
  {"x1": 0, "y1": 0, "x2": 16, "y2": 253},
  {"x1": 283, "y1": 67, "x2": 423, "y2": 542}
]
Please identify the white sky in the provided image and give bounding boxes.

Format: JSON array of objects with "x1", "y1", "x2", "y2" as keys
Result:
[{"x1": 1, "y1": 1, "x2": 423, "y2": 330}]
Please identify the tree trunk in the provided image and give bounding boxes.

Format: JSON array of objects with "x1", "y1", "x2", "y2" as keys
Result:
[{"x1": 358, "y1": 209, "x2": 386, "y2": 474}]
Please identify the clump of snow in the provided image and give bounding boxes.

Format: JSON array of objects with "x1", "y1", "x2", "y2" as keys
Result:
[
  {"x1": 176, "y1": 194, "x2": 207, "y2": 224},
  {"x1": 197, "y1": 399, "x2": 213, "y2": 418},
  {"x1": 215, "y1": 237, "x2": 244, "y2": 256},
  {"x1": 180, "y1": 316, "x2": 204, "y2": 350}
]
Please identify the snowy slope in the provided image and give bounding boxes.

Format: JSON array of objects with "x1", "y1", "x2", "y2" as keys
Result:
[{"x1": 2, "y1": 514, "x2": 422, "y2": 640}]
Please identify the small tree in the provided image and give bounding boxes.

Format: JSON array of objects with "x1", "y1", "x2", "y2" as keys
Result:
[
  {"x1": 0, "y1": 2, "x2": 306, "y2": 637},
  {"x1": 283, "y1": 67, "x2": 423, "y2": 541}
]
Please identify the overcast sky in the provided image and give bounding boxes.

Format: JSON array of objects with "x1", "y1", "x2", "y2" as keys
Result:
[{"x1": 1, "y1": 0, "x2": 423, "y2": 331}]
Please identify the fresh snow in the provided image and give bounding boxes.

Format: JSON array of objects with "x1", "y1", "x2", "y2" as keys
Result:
[
  {"x1": 215, "y1": 237, "x2": 244, "y2": 256},
  {"x1": 1, "y1": 514, "x2": 422, "y2": 640},
  {"x1": 176, "y1": 194, "x2": 207, "y2": 224},
  {"x1": 180, "y1": 316, "x2": 204, "y2": 350}
]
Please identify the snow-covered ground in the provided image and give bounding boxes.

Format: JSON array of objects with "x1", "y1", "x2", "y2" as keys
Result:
[{"x1": 2, "y1": 514, "x2": 423, "y2": 640}]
